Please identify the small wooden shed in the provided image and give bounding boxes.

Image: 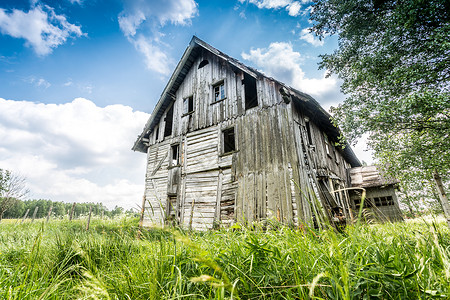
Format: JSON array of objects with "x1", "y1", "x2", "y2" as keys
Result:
[
  {"x1": 133, "y1": 37, "x2": 399, "y2": 229},
  {"x1": 348, "y1": 166, "x2": 403, "y2": 222}
]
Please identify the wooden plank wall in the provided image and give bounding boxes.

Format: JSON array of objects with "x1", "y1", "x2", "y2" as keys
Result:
[
  {"x1": 233, "y1": 103, "x2": 310, "y2": 226},
  {"x1": 143, "y1": 140, "x2": 171, "y2": 226}
]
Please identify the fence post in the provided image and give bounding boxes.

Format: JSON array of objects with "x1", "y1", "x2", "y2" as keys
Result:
[
  {"x1": 31, "y1": 207, "x2": 39, "y2": 223},
  {"x1": 86, "y1": 206, "x2": 92, "y2": 231},
  {"x1": 69, "y1": 202, "x2": 76, "y2": 221},
  {"x1": 46, "y1": 206, "x2": 53, "y2": 223},
  {"x1": 21, "y1": 209, "x2": 30, "y2": 224}
]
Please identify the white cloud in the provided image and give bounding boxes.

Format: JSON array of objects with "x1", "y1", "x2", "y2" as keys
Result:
[
  {"x1": 299, "y1": 28, "x2": 323, "y2": 46},
  {"x1": 0, "y1": 98, "x2": 150, "y2": 209},
  {"x1": 132, "y1": 35, "x2": 173, "y2": 75},
  {"x1": 118, "y1": 0, "x2": 198, "y2": 75},
  {"x1": 243, "y1": 0, "x2": 303, "y2": 16},
  {"x1": 0, "y1": 4, "x2": 83, "y2": 56},
  {"x1": 25, "y1": 76, "x2": 51, "y2": 89},
  {"x1": 241, "y1": 42, "x2": 339, "y2": 102}
]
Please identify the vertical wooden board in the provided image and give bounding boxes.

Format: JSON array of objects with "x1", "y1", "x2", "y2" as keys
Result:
[
  {"x1": 245, "y1": 172, "x2": 255, "y2": 223},
  {"x1": 265, "y1": 171, "x2": 279, "y2": 220},
  {"x1": 281, "y1": 166, "x2": 293, "y2": 224},
  {"x1": 256, "y1": 172, "x2": 265, "y2": 220},
  {"x1": 235, "y1": 175, "x2": 244, "y2": 223}
]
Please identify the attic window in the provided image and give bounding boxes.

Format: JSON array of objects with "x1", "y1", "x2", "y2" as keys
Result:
[
  {"x1": 183, "y1": 96, "x2": 194, "y2": 115},
  {"x1": 222, "y1": 127, "x2": 235, "y2": 154},
  {"x1": 243, "y1": 73, "x2": 258, "y2": 109},
  {"x1": 198, "y1": 59, "x2": 209, "y2": 69},
  {"x1": 305, "y1": 119, "x2": 313, "y2": 145},
  {"x1": 324, "y1": 133, "x2": 331, "y2": 157},
  {"x1": 213, "y1": 80, "x2": 226, "y2": 103},
  {"x1": 154, "y1": 125, "x2": 159, "y2": 142},
  {"x1": 164, "y1": 104, "x2": 174, "y2": 138}
]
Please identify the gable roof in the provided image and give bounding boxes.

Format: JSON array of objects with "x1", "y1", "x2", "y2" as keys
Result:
[{"x1": 132, "y1": 36, "x2": 361, "y2": 167}]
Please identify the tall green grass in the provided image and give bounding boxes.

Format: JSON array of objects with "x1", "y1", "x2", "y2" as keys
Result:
[{"x1": 0, "y1": 217, "x2": 449, "y2": 299}]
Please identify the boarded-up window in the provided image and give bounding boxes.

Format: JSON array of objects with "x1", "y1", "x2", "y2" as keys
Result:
[
  {"x1": 243, "y1": 73, "x2": 258, "y2": 110},
  {"x1": 213, "y1": 81, "x2": 226, "y2": 102},
  {"x1": 222, "y1": 127, "x2": 235, "y2": 154},
  {"x1": 183, "y1": 96, "x2": 194, "y2": 115},
  {"x1": 164, "y1": 104, "x2": 174, "y2": 138}
]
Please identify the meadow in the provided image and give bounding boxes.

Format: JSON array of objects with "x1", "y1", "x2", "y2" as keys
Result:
[{"x1": 0, "y1": 217, "x2": 449, "y2": 299}]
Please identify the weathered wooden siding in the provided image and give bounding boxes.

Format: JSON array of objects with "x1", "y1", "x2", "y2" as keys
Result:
[{"x1": 141, "y1": 46, "x2": 363, "y2": 230}]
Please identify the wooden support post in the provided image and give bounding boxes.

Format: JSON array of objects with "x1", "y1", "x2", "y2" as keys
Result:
[
  {"x1": 86, "y1": 206, "x2": 92, "y2": 231},
  {"x1": 433, "y1": 170, "x2": 450, "y2": 229},
  {"x1": 31, "y1": 207, "x2": 39, "y2": 223},
  {"x1": 69, "y1": 202, "x2": 76, "y2": 221},
  {"x1": 21, "y1": 209, "x2": 30, "y2": 224},
  {"x1": 46, "y1": 206, "x2": 53, "y2": 223}
]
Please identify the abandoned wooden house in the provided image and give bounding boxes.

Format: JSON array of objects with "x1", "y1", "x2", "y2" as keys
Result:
[{"x1": 132, "y1": 36, "x2": 402, "y2": 229}]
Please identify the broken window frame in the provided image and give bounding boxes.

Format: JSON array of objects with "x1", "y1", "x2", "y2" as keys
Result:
[
  {"x1": 324, "y1": 133, "x2": 332, "y2": 158},
  {"x1": 182, "y1": 95, "x2": 195, "y2": 116},
  {"x1": 154, "y1": 125, "x2": 159, "y2": 143},
  {"x1": 221, "y1": 126, "x2": 236, "y2": 155},
  {"x1": 170, "y1": 143, "x2": 180, "y2": 167},
  {"x1": 212, "y1": 79, "x2": 226, "y2": 104}
]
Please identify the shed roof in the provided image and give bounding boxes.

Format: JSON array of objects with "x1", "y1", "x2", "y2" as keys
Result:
[
  {"x1": 132, "y1": 36, "x2": 361, "y2": 167},
  {"x1": 349, "y1": 166, "x2": 399, "y2": 188}
]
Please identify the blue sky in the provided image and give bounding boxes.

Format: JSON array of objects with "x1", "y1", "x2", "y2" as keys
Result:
[{"x1": 0, "y1": 0, "x2": 373, "y2": 209}]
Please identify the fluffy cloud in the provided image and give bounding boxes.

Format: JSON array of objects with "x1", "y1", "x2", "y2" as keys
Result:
[
  {"x1": 240, "y1": 0, "x2": 305, "y2": 16},
  {"x1": 118, "y1": 0, "x2": 198, "y2": 75},
  {"x1": 0, "y1": 98, "x2": 150, "y2": 209},
  {"x1": 299, "y1": 28, "x2": 324, "y2": 47},
  {"x1": 242, "y1": 42, "x2": 337, "y2": 99},
  {"x1": 0, "y1": 4, "x2": 83, "y2": 56}
]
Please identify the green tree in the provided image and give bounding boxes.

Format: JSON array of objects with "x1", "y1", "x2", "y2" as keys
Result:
[
  {"x1": 0, "y1": 169, "x2": 29, "y2": 221},
  {"x1": 310, "y1": 0, "x2": 450, "y2": 224}
]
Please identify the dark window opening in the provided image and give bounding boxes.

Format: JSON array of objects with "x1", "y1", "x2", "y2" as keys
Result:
[
  {"x1": 305, "y1": 119, "x2": 313, "y2": 145},
  {"x1": 223, "y1": 127, "x2": 235, "y2": 153},
  {"x1": 183, "y1": 96, "x2": 194, "y2": 114},
  {"x1": 164, "y1": 104, "x2": 174, "y2": 138},
  {"x1": 213, "y1": 81, "x2": 226, "y2": 102},
  {"x1": 154, "y1": 125, "x2": 159, "y2": 142},
  {"x1": 171, "y1": 144, "x2": 179, "y2": 166},
  {"x1": 198, "y1": 59, "x2": 209, "y2": 69},
  {"x1": 243, "y1": 73, "x2": 258, "y2": 109}
]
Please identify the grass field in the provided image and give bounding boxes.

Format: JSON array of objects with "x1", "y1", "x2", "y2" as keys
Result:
[{"x1": 0, "y1": 217, "x2": 449, "y2": 299}]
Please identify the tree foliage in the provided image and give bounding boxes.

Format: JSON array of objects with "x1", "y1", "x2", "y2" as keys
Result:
[
  {"x1": 310, "y1": 0, "x2": 450, "y2": 180},
  {"x1": 0, "y1": 169, "x2": 29, "y2": 221}
]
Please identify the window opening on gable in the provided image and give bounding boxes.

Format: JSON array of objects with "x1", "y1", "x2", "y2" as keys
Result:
[
  {"x1": 183, "y1": 96, "x2": 194, "y2": 115},
  {"x1": 170, "y1": 144, "x2": 179, "y2": 166},
  {"x1": 243, "y1": 73, "x2": 258, "y2": 109},
  {"x1": 222, "y1": 127, "x2": 235, "y2": 154},
  {"x1": 164, "y1": 104, "x2": 174, "y2": 138},
  {"x1": 305, "y1": 118, "x2": 313, "y2": 145},
  {"x1": 198, "y1": 59, "x2": 209, "y2": 69},
  {"x1": 324, "y1": 133, "x2": 331, "y2": 157},
  {"x1": 213, "y1": 81, "x2": 226, "y2": 102},
  {"x1": 154, "y1": 125, "x2": 159, "y2": 142}
]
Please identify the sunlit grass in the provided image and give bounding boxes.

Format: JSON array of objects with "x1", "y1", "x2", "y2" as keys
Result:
[{"x1": 0, "y1": 217, "x2": 448, "y2": 299}]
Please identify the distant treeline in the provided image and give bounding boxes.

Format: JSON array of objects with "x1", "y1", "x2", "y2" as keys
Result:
[{"x1": 2, "y1": 199, "x2": 135, "y2": 219}]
